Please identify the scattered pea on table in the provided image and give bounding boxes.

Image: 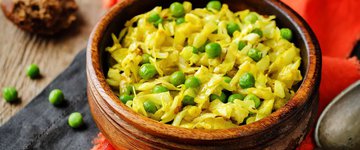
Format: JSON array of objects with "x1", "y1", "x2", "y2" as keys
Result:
[
  {"x1": 2, "y1": 87, "x2": 18, "y2": 102},
  {"x1": 26, "y1": 64, "x2": 40, "y2": 79},
  {"x1": 49, "y1": 89, "x2": 64, "y2": 106},
  {"x1": 68, "y1": 112, "x2": 84, "y2": 128}
]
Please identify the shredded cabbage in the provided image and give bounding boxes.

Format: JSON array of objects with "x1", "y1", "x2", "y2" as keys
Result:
[{"x1": 105, "y1": 1, "x2": 302, "y2": 129}]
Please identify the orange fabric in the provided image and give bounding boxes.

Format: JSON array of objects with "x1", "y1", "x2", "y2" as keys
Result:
[
  {"x1": 91, "y1": 133, "x2": 116, "y2": 150},
  {"x1": 283, "y1": 0, "x2": 360, "y2": 58},
  {"x1": 297, "y1": 56, "x2": 360, "y2": 150},
  {"x1": 282, "y1": 0, "x2": 360, "y2": 149},
  {"x1": 102, "y1": 0, "x2": 118, "y2": 8},
  {"x1": 94, "y1": 0, "x2": 360, "y2": 149},
  {"x1": 319, "y1": 57, "x2": 360, "y2": 112}
]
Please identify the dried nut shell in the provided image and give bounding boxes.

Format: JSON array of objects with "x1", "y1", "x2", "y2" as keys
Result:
[{"x1": 1, "y1": 0, "x2": 78, "y2": 35}]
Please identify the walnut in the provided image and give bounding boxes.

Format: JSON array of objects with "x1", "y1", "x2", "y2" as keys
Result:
[{"x1": 1, "y1": 0, "x2": 78, "y2": 35}]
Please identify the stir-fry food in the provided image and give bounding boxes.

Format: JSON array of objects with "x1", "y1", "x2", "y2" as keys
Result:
[{"x1": 105, "y1": 1, "x2": 302, "y2": 129}]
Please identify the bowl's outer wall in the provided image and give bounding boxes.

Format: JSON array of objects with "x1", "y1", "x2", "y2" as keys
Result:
[
  {"x1": 88, "y1": 85, "x2": 318, "y2": 149},
  {"x1": 87, "y1": 0, "x2": 321, "y2": 149}
]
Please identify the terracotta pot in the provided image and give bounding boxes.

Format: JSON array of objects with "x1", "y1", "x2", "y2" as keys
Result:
[{"x1": 86, "y1": 0, "x2": 321, "y2": 149}]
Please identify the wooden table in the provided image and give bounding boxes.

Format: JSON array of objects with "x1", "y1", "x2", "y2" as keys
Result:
[{"x1": 0, "y1": 0, "x2": 105, "y2": 125}]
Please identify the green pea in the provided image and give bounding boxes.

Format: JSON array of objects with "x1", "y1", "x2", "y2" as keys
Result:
[
  {"x1": 170, "y1": 2, "x2": 185, "y2": 17},
  {"x1": 148, "y1": 13, "x2": 161, "y2": 23},
  {"x1": 248, "y1": 48, "x2": 262, "y2": 62},
  {"x1": 154, "y1": 18, "x2": 164, "y2": 27},
  {"x1": 223, "y1": 76, "x2": 232, "y2": 83},
  {"x1": 185, "y1": 46, "x2": 198, "y2": 54},
  {"x1": 205, "y1": 42, "x2": 222, "y2": 58},
  {"x1": 227, "y1": 22, "x2": 240, "y2": 36},
  {"x1": 210, "y1": 92, "x2": 227, "y2": 103},
  {"x1": 152, "y1": 85, "x2": 169, "y2": 93},
  {"x1": 182, "y1": 95, "x2": 196, "y2": 106},
  {"x1": 206, "y1": 0, "x2": 222, "y2": 11},
  {"x1": 251, "y1": 28, "x2": 263, "y2": 37},
  {"x1": 176, "y1": 17, "x2": 185, "y2": 24},
  {"x1": 26, "y1": 64, "x2": 40, "y2": 79},
  {"x1": 190, "y1": 46, "x2": 199, "y2": 54},
  {"x1": 280, "y1": 28, "x2": 293, "y2": 41},
  {"x1": 245, "y1": 12, "x2": 258, "y2": 24},
  {"x1": 219, "y1": 92, "x2": 227, "y2": 103},
  {"x1": 123, "y1": 85, "x2": 134, "y2": 95},
  {"x1": 119, "y1": 94, "x2": 134, "y2": 104},
  {"x1": 68, "y1": 112, "x2": 83, "y2": 128},
  {"x1": 210, "y1": 94, "x2": 218, "y2": 101},
  {"x1": 239, "y1": 73, "x2": 255, "y2": 89},
  {"x1": 49, "y1": 89, "x2": 64, "y2": 106},
  {"x1": 228, "y1": 94, "x2": 245, "y2": 103},
  {"x1": 185, "y1": 76, "x2": 201, "y2": 88},
  {"x1": 141, "y1": 54, "x2": 152, "y2": 64},
  {"x1": 198, "y1": 44, "x2": 206, "y2": 53},
  {"x1": 139, "y1": 64, "x2": 157, "y2": 80},
  {"x1": 244, "y1": 94, "x2": 261, "y2": 108},
  {"x1": 170, "y1": 71, "x2": 186, "y2": 86},
  {"x1": 2, "y1": 87, "x2": 18, "y2": 102},
  {"x1": 143, "y1": 100, "x2": 158, "y2": 113},
  {"x1": 238, "y1": 41, "x2": 246, "y2": 51}
]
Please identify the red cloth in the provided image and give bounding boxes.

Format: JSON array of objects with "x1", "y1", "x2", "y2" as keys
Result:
[
  {"x1": 91, "y1": 133, "x2": 116, "y2": 150},
  {"x1": 283, "y1": 0, "x2": 360, "y2": 58},
  {"x1": 101, "y1": 0, "x2": 119, "y2": 8},
  {"x1": 93, "y1": 0, "x2": 360, "y2": 149},
  {"x1": 297, "y1": 57, "x2": 359, "y2": 150},
  {"x1": 282, "y1": 0, "x2": 360, "y2": 149}
]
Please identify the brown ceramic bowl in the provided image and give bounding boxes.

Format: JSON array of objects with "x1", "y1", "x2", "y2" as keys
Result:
[{"x1": 87, "y1": 0, "x2": 321, "y2": 149}]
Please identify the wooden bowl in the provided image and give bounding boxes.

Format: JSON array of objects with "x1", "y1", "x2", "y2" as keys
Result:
[{"x1": 86, "y1": 0, "x2": 321, "y2": 149}]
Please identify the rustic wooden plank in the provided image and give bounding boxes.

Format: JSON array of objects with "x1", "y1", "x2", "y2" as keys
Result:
[{"x1": 0, "y1": 0, "x2": 105, "y2": 125}]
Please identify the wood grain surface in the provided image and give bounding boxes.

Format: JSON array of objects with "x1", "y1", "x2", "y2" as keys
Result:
[{"x1": 0, "y1": 0, "x2": 105, "y2": 125}]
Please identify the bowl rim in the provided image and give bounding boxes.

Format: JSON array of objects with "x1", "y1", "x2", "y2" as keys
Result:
[{"x1": 87, "y1": 0, "x2": 321, "y2": 140}]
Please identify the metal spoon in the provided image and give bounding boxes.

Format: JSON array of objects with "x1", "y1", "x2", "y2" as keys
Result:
[{"x1": 315, "y1": 80, "x2": 360, "y2": 149}]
